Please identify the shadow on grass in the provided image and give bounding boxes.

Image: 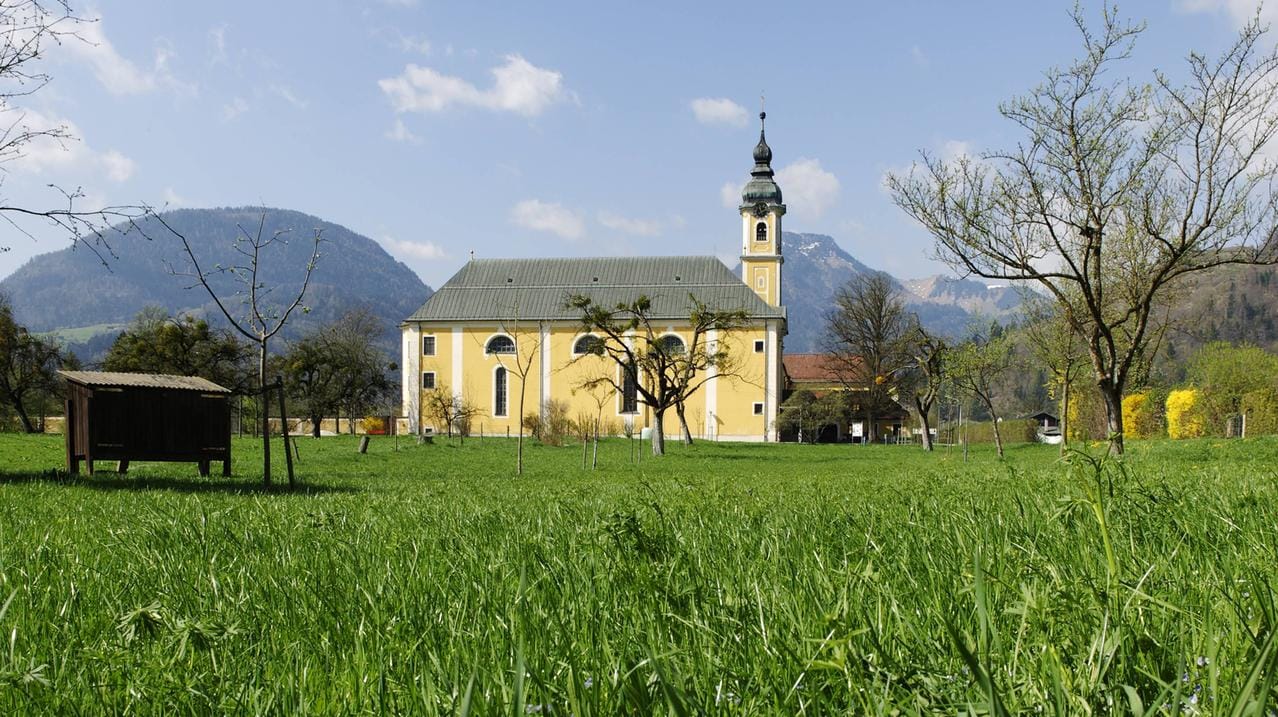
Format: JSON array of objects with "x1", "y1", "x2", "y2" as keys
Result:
[{"x1": 0, "y1": 470, "x2": 358, "y2": 496}]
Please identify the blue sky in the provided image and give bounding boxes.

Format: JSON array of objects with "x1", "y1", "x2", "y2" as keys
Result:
[{"x1": 0, "y1": 0, "x2": 1265, "y2": 288}]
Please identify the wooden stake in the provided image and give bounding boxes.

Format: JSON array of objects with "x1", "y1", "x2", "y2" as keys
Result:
[{"x1": 275, "y1": 376, "x2": 295, "y2": 487}]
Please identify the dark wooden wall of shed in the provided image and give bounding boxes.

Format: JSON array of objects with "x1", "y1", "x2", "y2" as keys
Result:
[{"x1": 89, "y1": 388, "x2": 230, "y2": 457}]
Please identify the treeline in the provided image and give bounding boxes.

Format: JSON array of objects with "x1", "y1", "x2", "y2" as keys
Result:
[
  {"x1": 0, "y1": 296, "x2": 79, "y2": 432},
  {"x1": 0, "y1": 302, "x2": 397, "y2": 435}
]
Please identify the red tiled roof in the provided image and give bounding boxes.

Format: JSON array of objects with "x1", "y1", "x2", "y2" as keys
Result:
[{"x1": 783, "y1": 353, "x2": 862, "y2": 383}]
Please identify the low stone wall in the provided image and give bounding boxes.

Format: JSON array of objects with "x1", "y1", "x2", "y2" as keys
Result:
[{"x1": 266, "y1": 417, "x2": 412, "y2": 436}]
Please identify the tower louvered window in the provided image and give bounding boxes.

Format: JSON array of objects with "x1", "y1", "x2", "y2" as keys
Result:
[{"x1": 756, "y1": 222, "x2": 767, "y2": 243}]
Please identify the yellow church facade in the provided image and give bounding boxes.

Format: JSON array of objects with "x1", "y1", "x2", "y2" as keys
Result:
[{"x1": 401, "y1": 112, "x2": 788, "y2": 442}]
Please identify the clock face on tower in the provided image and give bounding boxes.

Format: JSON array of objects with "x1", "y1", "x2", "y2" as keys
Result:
[{"x1": 752, "y1": 202, "x2": 768, "y2": 218}]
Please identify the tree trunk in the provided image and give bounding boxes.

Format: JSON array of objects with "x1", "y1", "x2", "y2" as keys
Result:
[
  {"x1": 259, "y1": 342, "x2": 271, "y2": 486},
  {"x1": 13, "y1": 398, "x2": 36, "y2": 434},
  {"x1": 914, "y1": 395, "x2": 934, "y2": 451},
  {"x1": 984, "y1": 398, "x2": 1004, "y2": 458},
  {"x1": 1060, "y1": 380, "x2": 1070, "y2": 457},
  {"x1": 676, "y1": 401, "x2": 694, "y2": 445},
  {"x1": 651, "y1": 410, "x2": 666, "y2": 456},
  {"x1": 516, "y1": 382, "x2": 526, "y2": 475},
  {"x1": 311, "y1": 413, "x2": 322, "y2": 438},
  {"x1": 1099, "y1": 381, "x2": 1125, "y2": 456}
]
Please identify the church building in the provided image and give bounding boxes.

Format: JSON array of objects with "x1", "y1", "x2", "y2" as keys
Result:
[{"x1": 401, "y1": 113, "x2": 788, "y2": 441}]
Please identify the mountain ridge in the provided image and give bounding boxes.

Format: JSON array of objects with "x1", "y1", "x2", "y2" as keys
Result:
[
  {"x1": 767, "y1": 232, "x2": 1024, "y2": 351},
  {"x1": 0, "y1": 207, "x2": 433, "y2": 359}
]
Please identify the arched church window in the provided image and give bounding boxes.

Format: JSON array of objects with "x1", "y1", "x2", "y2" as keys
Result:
[
  {"x1": 573, "y1": 335, "x2": 604, "y2": 355},
  {"x1": 656, "y1": 335, "x2": 685, "y2": 355},
  {"x1": 621, "y1": 361, "x2": 638, "y2": 414},
  {"x1": 756, "y1": 222, "x2": 767, "y2": 243},
  {"x1": 494, "y1": 367, "x2": 508, "y2": 416},
  {"x1": 486, "y1": 335, "x2": 516, "y2": 354}
]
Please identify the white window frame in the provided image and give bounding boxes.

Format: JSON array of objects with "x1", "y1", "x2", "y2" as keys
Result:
[
  {"x1": 753, "y1": 339, "x2": 765, "y2": 353},
  {"x1": 422, "y1": 335, "x2": 437, "y2": 356},
  {"x1": 753, "y1": 402, "x2": 764, "y2": 416},
  {"x1": 422, "y1": 371, "x2": 436, "y2": 389}
]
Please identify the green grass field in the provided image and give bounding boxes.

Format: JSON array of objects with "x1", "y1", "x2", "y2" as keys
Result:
[{"x1": 1, "y1": 433, "x2": 1276, "y2": 714}]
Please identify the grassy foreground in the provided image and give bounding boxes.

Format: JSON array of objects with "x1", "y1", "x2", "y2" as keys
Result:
[{"x1": 1, "y1": 434, "x2": 1276, "y2": 714}]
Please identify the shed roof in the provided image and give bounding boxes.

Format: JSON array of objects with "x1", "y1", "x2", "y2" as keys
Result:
[
  {"x1": 406, "y1": 256, "x2": 786, "y2": 322},
  {"x1": 59, "y1": 371, "x2": 232, "y2": 393}
]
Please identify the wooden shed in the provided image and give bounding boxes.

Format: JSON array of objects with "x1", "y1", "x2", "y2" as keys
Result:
[{"x1": 60, "y1": 371, "x2": 232, "y2": 476}]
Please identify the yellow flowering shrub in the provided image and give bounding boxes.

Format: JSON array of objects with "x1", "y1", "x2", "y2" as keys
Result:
[
  {"x1": 1166, "y1": 388, "x2": 1205, "y2": 439},
  {"x1": 1123, "y1": 393, "x2": 1149, "y2": 439}
]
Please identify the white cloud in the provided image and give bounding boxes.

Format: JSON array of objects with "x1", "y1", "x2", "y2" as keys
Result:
[
  {"x1": 880, "y1": 138, "x2": 974, "y2": 192},
  {"x1": 691, "y1": 97, "x2": 748, "y2": 127},
  {"x1": 720, "y1": 159, "x2": 841, "y2": 218},
  {"x1": 397, "y1": 32, "x2": 431, "y2": 54},
  {"x1": 385, "y1": 118, "x2": 421, "y2": 144},
  {"x1": 939, "y1": 139, "x2": 973, "y2": 162},
  {"x1": 13, "y1": 109, "x2": 135, "y2": 183},
  {"x1": 378, "y1": 55, "x2": 567, "y2": 117},
  {"x1": 911, "y1": 45, "x2": 929, "y2": 69},
  {"x1": 381, "y1": 236, "x2": 446, "y2": 260},
  {"x1": 510, "y1": 199, "x2": 585, "y2": 240},
  {"x1": 1174, "y1": 0, "x2": 1278, "y2": 27},
  {"x1": 597, "y1": 211, "x2": 662, "y2": 236},
  {"x1": 99, "y1": 150, "x2": 134, "y2": 182},
  {"x1": 271, "y1": 85, "x2": 308, "y2": 109},
  {"x1": 720, "y1": 181, "x2": 743, "y2": 209},
  {"x1": 221, "y1": 97, "x2": 249, "y2": 121},
  {"x1": 162, "y1": 187, "x2": 190, "y2": 207},
  {"x1": 63, "y1": 15, "x2": 194, "y2": 96},
  {"x1": 776, "y1": 158, "x2": 841, "y2": 218},
  {"x1": 208, "y1": 25, "x2": 228, "y2": 66}
]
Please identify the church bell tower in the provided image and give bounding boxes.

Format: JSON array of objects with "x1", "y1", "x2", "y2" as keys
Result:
[{"x1": 739, "y1": 111, "x2": 784, "y2": 307}]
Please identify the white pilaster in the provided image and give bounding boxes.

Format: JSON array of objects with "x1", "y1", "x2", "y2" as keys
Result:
[
  {"x1": 765, "y1": 321, "x2": 779, "y2": 442},
  {"x1": 451, "y1": 325, "x2": 463, "y2": 401},
  {"x1": 539, "y1": 321, "x2": 551, "y2": 420},
  {"x1": 705, "y1": 329, "x2": 718, "y2": 441},
  {"x1": 401, "y1": 324, "x2": 420, "y2": 418}
]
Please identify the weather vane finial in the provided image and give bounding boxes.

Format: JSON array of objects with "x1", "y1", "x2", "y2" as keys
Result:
[{"x1": 760, "y1": 91, "x2": 766, "y2": 123}]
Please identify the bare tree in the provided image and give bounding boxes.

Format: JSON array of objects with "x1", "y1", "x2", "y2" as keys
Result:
[
  {"x1": 949, "y1": 323, "x2": 1015, "y2": 458},
  {"x1": 887, "y1": 6, "x2": 1278, "y2": 454},
  {"x1": 488, "y1": 306, "x2": 541, "y2": 475},
  {"x1": 908, "y1": 325, "x2": 946, "y2": 451},
  {"x1": 422, "y1": 382, "x2": 482, "y2": 442},
  {"x1": 0, "y1": 2, "x2": 150, "y2": 260},
  {"x1": 825, "y1": 273, "x2": 916, "y2": 444},
  {"x1": 568, "y1": 293, "x2": 749, "y2": 456},
  {"x1": 155, "y1": 210, "x2": 322, "y2": 486}
]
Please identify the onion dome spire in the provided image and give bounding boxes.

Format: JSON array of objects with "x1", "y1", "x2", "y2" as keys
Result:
[
  {"x1": 752, "y1": 111, "x2": 773, "y2": 168},
  {"x1": 741, "y1": 109, "x2": 783, "y2": 207}
]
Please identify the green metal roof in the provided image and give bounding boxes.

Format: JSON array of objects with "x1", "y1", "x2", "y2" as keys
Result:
[{"x1": 406, "y1": 256, "x2": 786, "y2": 322}]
